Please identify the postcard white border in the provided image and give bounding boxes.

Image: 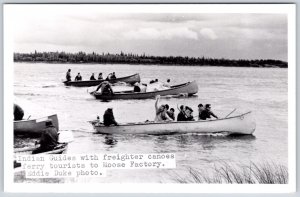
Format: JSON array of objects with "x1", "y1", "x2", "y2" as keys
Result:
[{"x1": 3, "y1": 3, "x2": 296, "y2": 193}]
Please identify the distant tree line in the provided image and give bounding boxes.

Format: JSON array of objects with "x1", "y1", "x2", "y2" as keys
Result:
[{"x1": 13, "y1": 51, "x2": 288, "y2": 68}]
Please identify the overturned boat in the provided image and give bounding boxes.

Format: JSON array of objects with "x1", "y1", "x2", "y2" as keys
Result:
[
  {"x1": 89, "y1": 111, "x2": 256, "y2": 135},
  {"x1": 14, "y1": 114, "x2": 59, "y2": 136},
  {"x1": 63, "y1": 73, "x2": 140, "y2": 87},
  {"x1": 90, "y1": 80, "x2": 198, "y2": 100}
]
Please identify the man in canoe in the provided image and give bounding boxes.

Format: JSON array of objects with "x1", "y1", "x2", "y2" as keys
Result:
[
  {"x1": 103, "y1": 108, "x2": 118, "y2": 126},
  {"x1": 98, "y1": 73, "x2": 103, "y2": 80},
  {"x1": 66, "y1": 69, "x2": 72, "y2": 81},
  {"x1": 154, "y1": 95, "x2": 173, "y2": 122},
  {"x1": 13, "y1": 104, "x2": 24, "y2": 121},
  {"x1": 184, "y1": 106, "x2": 195, "y2": 121},
  {"x1": 32, "y1": 119, "x2": 59, "y2": 154},
  {"x1": 75, "y1": 73, "x2": 82, "y2": 81},
  {"x1": 177, "y1": 105, "x2": 186, "y2": 121},
  {"x1": 90, "y1": 73, "x2": 96, "y2": 80},
  {"x1": 96, "y1": 81, "x2": 114, "y2": 95},
  {"x1": 111, "y1": 72, "x2": 117, "y2": 79},
  {"x1": 167, "y1": 108, "x2": 175, "y2": 120},
  {"x1": 197, "y1": 104, "x2": 205, "y2": 120},
  {"x1": 199, "y1": 104, "x2": 218, "y2": 120}
]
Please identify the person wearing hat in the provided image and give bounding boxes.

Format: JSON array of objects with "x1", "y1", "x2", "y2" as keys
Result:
[
  {"x1": 103, "y1": 108, "x2": 118, "y2": 126},
  {"x1": 66, "y1": 69, "x2": 72, "y2": 81},
  {"x1": 32, "y1": 119, "x2": 59, "y2": 154},
  {"x1": 184, "y1": 106, "x2": 195, "y2": 121},
  {"x1": 199, "y1": 104, "x2": 218, "y2": 120}
]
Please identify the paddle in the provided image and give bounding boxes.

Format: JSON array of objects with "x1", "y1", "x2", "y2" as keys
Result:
[
  {"x1": 224, "y1": 108, "x2": 237, "y2": 118},
  {"x1": 27, "y1": 115, "x2": 31, "y2": 120}
]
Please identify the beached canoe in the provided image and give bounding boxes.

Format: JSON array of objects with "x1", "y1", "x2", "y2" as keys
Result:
[
  {"x1": 14, "y1": 143, "x2": 68, "y2": 154},
  {"x1": 14, "y1": 114, "x2": 59, "y2": 135},
  {"x1": 63, "y1": 73, "x2": 140, "y2": 87},
  {"x1": 90, "y1": 80, "x2": 198, "y2": 100},
  {"x1": 90, "y1": 112, "x2": 256, "y2": 135}
]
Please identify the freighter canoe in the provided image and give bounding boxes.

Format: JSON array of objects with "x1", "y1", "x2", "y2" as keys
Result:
[
  {"x1": 90, "y1": 112, "x2": 255, "y2": 135},
  {"x1": 14, "y1": 114, "x2": 59, "y2": 136},
  {"x1": 63, "y1": 73, "x2": 140, "y2": 87},
  {"x1": 90, "y1": 80, "x2": 198, "y2": 100}
]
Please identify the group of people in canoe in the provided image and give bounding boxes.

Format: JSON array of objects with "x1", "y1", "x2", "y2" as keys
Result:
[
  {"x1": 66, "y1": 69, "x2": 117, "y2": 82},
  {"x1": 96, "y1": 95, "x2": 219, "y2": 127},
  {"x1": 155, "y1": 95, "x2": 218, "y2": 122}
]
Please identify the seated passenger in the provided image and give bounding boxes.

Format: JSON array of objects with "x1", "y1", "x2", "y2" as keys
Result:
[
  {"x1": 90, "y1": 73, "x2": 96, "y2": 80},
  {"x1": 154, "y1": 95, "x2": 172, "y2": 122},
  {"x1": 32, "y1": 120, "x2": 58, "y2": 154},
  {"x1": 163, "y1": 79, "x2": 171, "y2": 88},
  {"x1": 103, "y1": 108, "x2": 118, "y2": 126},
  {"x1": 133, "y1": 82, "x2": 141, "y2": 92},
  {"x1": 75, "y1": 73, "x2": 82, "y2": 81},
  {"x1": 98, "y1": 73, "x2": 103, "y2": 80},
  {"x1": 149, "y1": 79, "x2": 158, "y2": 84},
  {"x1": 167, "y1": 108, "x2": 175, "y2": 120},
  {"x1": 96, "y1": 81, "x2": 113, "y2": 95},
  {"x1": 177, "y1": 105, "x2": 186, "y2": 121},
  {"x1": 197, "y1": 104, "x2": 205, "y2": 120},
  {"x1": 140, "y1": 83, "x2": 147, "y2": 93},
  {"x1": 111, "y1": 72, "x2": 117, "y2": 79},
  {"x1": 184, "y1": 106, "x2": 195, "y2": 121},
  {"x1": 199, "y1": 104, "x2": 218, "y2": 120},
  {"x1": 14, "y1": 104, "x2": 24, "y2": 121}
]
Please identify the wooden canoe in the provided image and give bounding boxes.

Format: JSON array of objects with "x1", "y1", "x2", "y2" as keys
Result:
[
  {"x1": 63, "y1": 73, "x2": 140, "y2": 87},
  {"x1": 90, "y1": 80, "x2": 198, "y2": 100},
  {"x1": 90, "y1": 112, "x2": 256, "y2": 135},
  {"x1": 14, "y1": 114, "x2": 59, "y2": 136}
]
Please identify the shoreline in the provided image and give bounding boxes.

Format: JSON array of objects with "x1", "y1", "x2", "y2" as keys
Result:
[{"x1": 13, "y1": 61, "x2": 286, "y2": 68}]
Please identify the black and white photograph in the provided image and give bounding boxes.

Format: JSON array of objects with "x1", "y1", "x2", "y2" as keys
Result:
[{"x1": 4, "y1": 4, "x2": 296, "y2": 193}]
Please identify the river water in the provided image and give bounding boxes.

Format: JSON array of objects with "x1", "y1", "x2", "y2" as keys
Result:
[{"x1": 13, "y1": 63, "x2": 288, "y2": 183}]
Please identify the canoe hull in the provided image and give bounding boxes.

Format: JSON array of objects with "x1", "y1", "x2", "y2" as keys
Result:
[
  {"x1": 91, "y1": 112, "x2": 256, "y2": 135},
  {"x1": 91, "y1": 80, "x2": 198, "y2": 100},
  {"x1": 63, "y1": 73, "x2": 140, "y2": 87},
  {"x1": 14, "y1": 114, "x2": 59, "y2": 135}
]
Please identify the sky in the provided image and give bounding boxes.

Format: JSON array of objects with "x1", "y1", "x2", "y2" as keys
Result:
[{"x1": 9, "y1": 5, "x2": 288, "y2": 61}]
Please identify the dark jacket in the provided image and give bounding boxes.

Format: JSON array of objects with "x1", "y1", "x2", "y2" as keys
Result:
[
  {"x1": 177, "y1": 111, "x2": 186, "y2": 121},
  {"x1": 39, "y1": 126, "x2": 59, "y2": 150},
  {"x1": 14, "y1": 104, "x2": 24, "y2": 121},
  {"x1": 103, "y1": 109, "x2": 118, "y2": 126},
  {"x1": 66, "y1": 71, "x2": 71, "y2": 81},
  {"x1": 90, "y1": 75, "x2": 96, "y2": 80},
  {"x1": 75, "y1": 75, "x2": 82, "y2": 81},
  {"x1": 199, "y1": 109, "x2": 218, "y2": 120}
]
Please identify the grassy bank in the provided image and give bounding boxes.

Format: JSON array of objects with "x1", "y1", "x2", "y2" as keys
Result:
[{"x1": 171, "y1": 162, "x2": 288, "y2": 184}]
